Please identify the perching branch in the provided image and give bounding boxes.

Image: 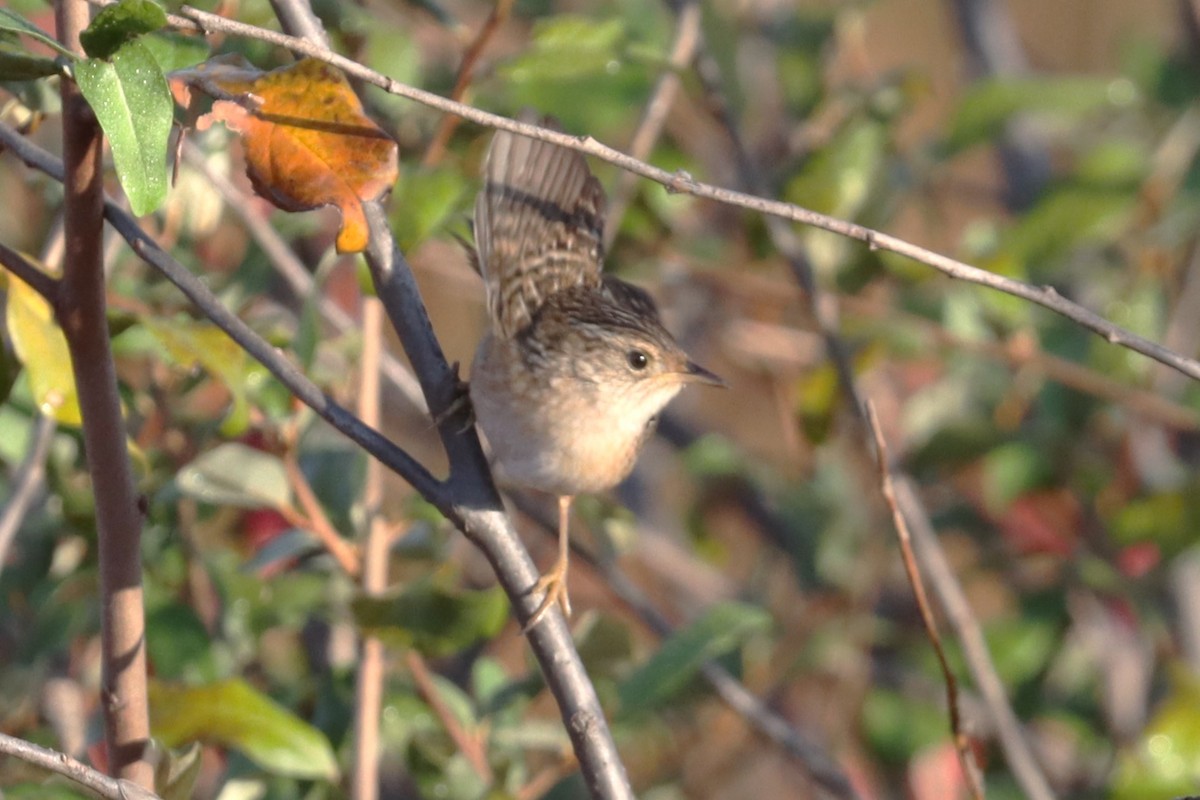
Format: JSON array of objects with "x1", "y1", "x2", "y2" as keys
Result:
[{"x1": 360, "y1": 203, "x2": 635, "y2": 798}]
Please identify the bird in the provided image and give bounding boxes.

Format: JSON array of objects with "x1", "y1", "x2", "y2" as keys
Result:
[{"x1": 468, "y1": 114, "x2": 724, "y2": 630}]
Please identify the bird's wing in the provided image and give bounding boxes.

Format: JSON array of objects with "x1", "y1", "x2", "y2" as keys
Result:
[{"x1": 474, "y1": 113, "x2": 606, "y2": 338}]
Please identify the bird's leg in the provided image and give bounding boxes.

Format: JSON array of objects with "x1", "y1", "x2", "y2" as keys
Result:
[{"x1": 524, "y1": 495, "x2": 573, "y2": 631}]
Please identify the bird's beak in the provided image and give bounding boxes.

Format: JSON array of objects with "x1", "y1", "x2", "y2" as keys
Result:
[{"x1": 682, "y1": 360, "x2": 727, "y2": 387}]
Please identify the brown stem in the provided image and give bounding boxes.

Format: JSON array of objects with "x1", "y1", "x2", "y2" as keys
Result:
[
  {"x1": 55, "y1": 0, "x2": 152, "y2": 787},
  {"x1": 405, "y1": 650, "x2": 494, "y2": 784},
  {"x1": 603, "y1": 0, "x2": 701, "y2": 248},
  {"x1": 351, "y1": 296, "x2": 389, "y2": 800},
  {"x1": 281, "y1": 449, "x2": 362, "y2": 577},
  {"x1": 866, "y1": 404, "x2": 985, "y2": 800},
  {"x1": 421, "y1": 0, "x2": 515, "y2": 167}
]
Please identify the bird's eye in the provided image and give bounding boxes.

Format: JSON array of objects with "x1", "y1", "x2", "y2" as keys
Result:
[{"x1": 627, "y1": 349, "x2": 650, "y2": 370}]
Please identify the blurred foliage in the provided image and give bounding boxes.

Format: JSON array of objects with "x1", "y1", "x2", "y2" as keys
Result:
[{"x1": 1, "y1": 0, "x2": 1200, "y2": 799}]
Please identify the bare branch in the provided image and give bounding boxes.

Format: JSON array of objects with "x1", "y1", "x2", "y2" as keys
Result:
[
  {"x1": 0, "y1": 733, "x2": 161, "y2": 800},
  {"x1": 674, "y1": 16, "x2": 1059, "y2": 799},
  {"x1": 162, "y1": 4, "x2": 1200, "y2": 386},
  {"x1": 0, "y1": 114, "x2": 635, "y2": 800},
  {"x1": 422, "y1": 0, "x2": 515, "y2": 167},
  {"x1": 405, "y1": 650, "x2": 494, "y2": 783},
  {"x1": 267, "y1": 0, "x2": 328, "y2": 48},
  {"x1": 359, "y1": 203, "x2": 634, "y2": 798},
  {"x1": 0, "y1": 241, "x2": 61, "y2": 302},
  {"x1": 280, "y1": 447, "x2": 363, "y2": 576}
]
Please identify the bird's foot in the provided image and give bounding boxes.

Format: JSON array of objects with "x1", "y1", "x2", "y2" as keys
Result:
[
  {"x1": 523, "y1": 561, "x2": 572, "y2": 633},
  {"x1": 432, "y1": 362, "x2": 475, "y2": 433}
]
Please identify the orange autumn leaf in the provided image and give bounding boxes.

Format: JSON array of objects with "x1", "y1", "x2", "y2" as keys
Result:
[{"x1": 185, "y1": 58, "x2": 397, "y2": 253}]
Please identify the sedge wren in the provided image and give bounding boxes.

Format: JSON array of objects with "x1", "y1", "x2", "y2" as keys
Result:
[{"x1": 468, "y1": 116, "x2": 723, "y2": 629}]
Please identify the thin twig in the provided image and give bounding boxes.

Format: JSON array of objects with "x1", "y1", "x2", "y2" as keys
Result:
[
  {"x1": 280, "y1": 449, "x2": 362, "y2": 576},
  {"x1": 405, "y1": 650, "x2": 494, "y2": 783},
  {"x1": 866, "y1": 404, "x2": 985, "y2": 800},
  {"x1": 516, "y1": 755, "x2": 579, "y2": 800},
  {"x1": 0, "y1": 413, "x2": 56, "y2": 570},
  {"x1": 0, "y1": 240, "x2": 61, "y2": 302},
  {"x1": 421, "y1": 0, "x2": 515, "y2": 167},
  {"x1": 56, "y1": 0, "x2": 152, "y2": 785},
  {"x1": 894, "y1": 478, "x2": 1056, "y2": 800},
  {"x1": 0, "y1": 733, "x2": 161, "y2": 800},
  {"x1": 158, "y1": 4, "x2": 1200, "y2": 387}
]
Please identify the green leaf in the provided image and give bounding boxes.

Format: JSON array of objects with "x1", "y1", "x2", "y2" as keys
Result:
[
  {"x1": 141, "y1": 317, "x2": 252, "y2": 435},
  {"x1": 176, "y1": 443, "x2": 292, "y2": 510},
  {"x1": 0, "y1": 8, "x2": 75, "y2": 59},
  {"x1": 1111, "y1": 667, "x2": 1200, "y2": 799},
  {"x1": 861, "y1": 688, "x2": 948, "y2": 764},
  {"x1": 140, "y1": 31, "x2": 209, "y2": 73},
  {"x1": 392, "y1": 165, "x2": 467, "y2": 251},
  {"x1": 618, "y1": 602, "x2": 771, "y2": 713},
  {"x1": 75, "y1": 40, "x2": 171, "y2": 216},
  {"x1": 0, "y1": 46, "x2": 59, "y2": 80},
  {"x1": 79, "y1": 0, "x2": 167, "y2": 60},
  {"x1": 503, "y1": 16, "x2": 626, "y2": 82},
  {"x1": 944, "y1": 75, "x2": 1139, "y2": 153},
  {"x1": 146, "y1": 602, "x2": 216, "y2": 680},
  {"x1": 981, "y1": 441, "x2": 1055, "y2": 512},
  {"x1": 149, "y1": 678, "x2": 339, "y2": 780},
  {"x1": 154, "y1": 742, "x2": 203, "y2": 800},
  {"x1": 4, "y1": 266, "x2": 82, "y2": 427},
  {"x1": 351, "y1": 581, "x2": 508, "y2": 658}
]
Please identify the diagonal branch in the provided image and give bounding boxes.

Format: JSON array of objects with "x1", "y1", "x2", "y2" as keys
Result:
[
  {"x1": 150, "y1": 3, "x2": 1200, "y2": 387},
  {"x1": 0, "y1": 241, "x2": 61, "y2": 302},
  {"x1": 0, "y1": 733, "x2": 161, "y2": 800},
  {"x1": 0, "y1": 121, "x2": 445, "y2": 506},
  {"x1": 894, "y1": 479, "x2": 1056, "y2": 800}
]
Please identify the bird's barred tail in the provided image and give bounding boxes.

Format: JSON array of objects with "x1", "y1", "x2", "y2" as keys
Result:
[{"x1": 473, "y1": 113, "x2": 607, "y2": 338}]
